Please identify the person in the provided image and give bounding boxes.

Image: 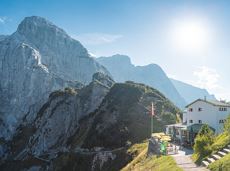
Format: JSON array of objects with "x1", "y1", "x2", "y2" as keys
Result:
[{"x1": 174, "y1": 145, "x2": 177, "y2": 154}]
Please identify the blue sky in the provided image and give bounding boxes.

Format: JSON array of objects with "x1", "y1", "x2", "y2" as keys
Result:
[{"x1": 0, "y1": 0, "x2": 230, "y2": 100}]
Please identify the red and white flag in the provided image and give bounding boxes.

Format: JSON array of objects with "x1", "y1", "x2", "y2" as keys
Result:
[{"x1": 150, "y1": 102, "x2": 155, "y2": 116}]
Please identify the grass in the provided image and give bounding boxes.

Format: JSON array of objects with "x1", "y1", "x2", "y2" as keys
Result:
[
  {"x1": 127, "y1": 140, "x2": 148, "y2": 156},
  {"x1": 207, "y1": 133, "x2": 230, "y2": 171},
  {"x1": 122, "y1": 154, "x2": 182, "y2": 171},
  {"x1": 208, "y1": 153, "x2": 230, "y2": 171},
  {"x1": 192, "y1": 132, "x2": 230, "y2": 165},
  {"x1": 122, "y1": 141, "x2": 182, "y2": 171},
  {"x1": 211, "y1": 132, "x2": 230, "y2": 153}
]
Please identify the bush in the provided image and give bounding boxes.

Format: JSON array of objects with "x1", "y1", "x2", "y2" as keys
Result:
[
  {"x1": 212, "y1": 132, "x2": 230, "y2": 153},
  {"x1": 193, "y1": 124, "x2": 214, "y2": 164},
  {"x1": 210, "y1": 115, "x2": 230, "y2": 153}
]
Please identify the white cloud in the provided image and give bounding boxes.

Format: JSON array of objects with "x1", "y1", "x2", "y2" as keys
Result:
[
  {"x1": 88, "y1": 52, "x2": 97, "y2": 57},
  {"x1": 193, "y1": 66, "x2": 220, "y2": 90},
  {"x1": 0, "y1": 16, "x2": 7, "y2": 24},
  {"x1": 74, "y1": 33, "x2": 123, "y2": 45},
  {"x1": 188, "y1": 66, "x2": 230, "y2": 100},
  {"x1": 168, "y1": 74, "x2": 178, "y2": 80}
]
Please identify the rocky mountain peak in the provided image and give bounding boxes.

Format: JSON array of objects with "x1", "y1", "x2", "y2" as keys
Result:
[
  {"x1": 16, "y1": 16, "x2": 88, "y2": 59},
  {"x1": 0, "y1": 16, "x2": 110, "y2": 140},
  {"x1": 97, "y1": 54, "x2": 132, "y2": 67},
  {"x1": 17, "y1": 16, "x2": 67, "y2": 38}
]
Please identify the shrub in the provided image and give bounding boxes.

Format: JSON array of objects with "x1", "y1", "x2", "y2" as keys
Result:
[
  {"x1": 193, "y1": 124, "x2": 214, "y2": 164},
  {"x1": 224, "y1": 115, "x2": 230, "y2": 133},
  {"x1": 212, "y1": 132, "x2": 230, "y2": 153},
  {"x1": 210, "y1": 115, "x2": 230, "y2": 153}
]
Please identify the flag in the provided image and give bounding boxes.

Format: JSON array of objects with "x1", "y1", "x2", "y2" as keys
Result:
[{"x1": 149, "y1": 102, "x2": 155, "y2": 116}]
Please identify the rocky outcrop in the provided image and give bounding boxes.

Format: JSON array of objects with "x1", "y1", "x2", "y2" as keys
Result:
[
  {"x1": 0, "y1": 16, "x2": 109, "y2": 140},
  {"x1": 8, "y1": 73, "x2": 114, "y2": 157}
]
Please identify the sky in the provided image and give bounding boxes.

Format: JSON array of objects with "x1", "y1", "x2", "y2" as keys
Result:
[{"x1": 0, "y1": 0, "x2": 229, "y2": 100}]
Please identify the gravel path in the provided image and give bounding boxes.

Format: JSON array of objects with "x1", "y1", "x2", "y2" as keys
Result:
[
  {"x1": 170, "y1": 145, "x2": 209, "y2": 171},
  {"x1": 173, "y1": 155, "x2": 209, "y2": 171}
]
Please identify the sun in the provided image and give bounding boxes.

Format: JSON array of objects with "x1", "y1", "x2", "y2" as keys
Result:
[{"x1": 170, "y1": 20, "x2": 209, "y2": 53}]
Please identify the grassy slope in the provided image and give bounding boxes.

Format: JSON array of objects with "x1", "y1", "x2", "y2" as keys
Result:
[
  {"x1": 208, "y1": 153, "x2": 230, "y2": 171},
  {"x1": 211, "y1": 132, "x2": 230, "y2": 153},
  {"x1": 121, "y1": 142, "x2": 182, "y2": 171},
  {"x1": 206, "y1": 133, "x2": 230, "y2": 170},
  {"x1": 192, "y1": 132, "x2": 230, "y2": 164}
]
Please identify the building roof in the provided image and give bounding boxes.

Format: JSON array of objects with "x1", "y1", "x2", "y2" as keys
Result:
[
  {"x1": 166, "y1": 123, "x2": 187, "y2": 128},
  {"x1": 187, "y1": 124, "x2": 215, "y2": 133},
  {"x1": 185, "y1": 99, "x2": 230, "y2": 108}
]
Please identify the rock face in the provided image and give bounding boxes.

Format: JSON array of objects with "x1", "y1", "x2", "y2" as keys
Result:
[
  {"x1": 5, "y1": 73, "x2": 113, "y2": 159},
  {"x1": 96, "y1": 54, "x2": 186, "y2": 108},
  {"x1": 0, "y1": 35, "x2": 8, "y2": 41},
  {"x1": 27, "y1": 73, "x2": 114, "y2": 156},
  {"x1": 147, "y1": 138, "x2": 161, "y2": 156},
  {"x1": 0, "y1": 16, "x2": 109, "y2": 140},
  {"x1": 171, "y1": 78, "x2": 216, "y2": 104}
]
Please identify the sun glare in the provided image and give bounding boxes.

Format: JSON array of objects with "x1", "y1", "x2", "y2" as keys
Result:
[{"x1": 170, "y1": 19, "x2": 210, "y2": 53}]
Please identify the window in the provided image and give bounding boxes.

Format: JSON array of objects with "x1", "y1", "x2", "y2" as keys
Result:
[
  {"x1": 219, "y1": 107, "x2": 227, "y2": 111},
  {"x1": 176, "y1": 130, "x2": 179, "y2": 135},
  {"x1": 198, "y1": 108, "x2": 202, "y2": 112},
  {"x1": 189, "y1": 108, "x2": 193, "y2": 112},
  {"x1": 189, "y1": 120, "x2": 193, "y2": 123},
  {"x1": 219, "y1": 120, "x2": 224, "y2": 124},
  {"x1": 168, "y1": 128, "x2": 172, "y2": 134},
  {"x1": 198, "y1": 120, "x2": 202, "y2": 124}
]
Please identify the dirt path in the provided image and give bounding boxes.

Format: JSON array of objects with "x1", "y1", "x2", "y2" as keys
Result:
[{"x1": 173, "y1": 155, "x2": 209, "y2": 171}]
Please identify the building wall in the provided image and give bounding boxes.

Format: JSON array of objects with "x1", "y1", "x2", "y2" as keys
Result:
[
  {"x1": 183, "y1": 111, "x2": 187, "y2": 123},
  {"x1": 216, "y1": 107, "x2": 230, "y2": 133},
  {"x1": 185, "y1": 100, "x2": 230, "y2": 134}
]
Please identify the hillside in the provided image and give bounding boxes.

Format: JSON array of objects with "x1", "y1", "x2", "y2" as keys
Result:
[
  {"x1": 96, "y1": 54, "x2": 186, "y2": 108},
  {"x1": 0, "y1": 77, "x2": 181, "y2": 171},
  {"x1": 52, "y1": 81, "x2": 181, "y2": 170},
  {"x1": 171, "y1": 79, "x2": 216, "y2": 104},
  {"x1": 121, "y1": 141, "x2": 182, "y2": 171}
]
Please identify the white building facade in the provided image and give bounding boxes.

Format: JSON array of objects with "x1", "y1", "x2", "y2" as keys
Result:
[
  {"x1": 166, "y1": 99, "x2": 230, "y2": 144},
  {"x1": 184, "y1": 99, "x2": 230, "y2": 134}
]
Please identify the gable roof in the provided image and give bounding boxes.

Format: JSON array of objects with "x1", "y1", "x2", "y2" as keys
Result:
[{"x1": 186, "y1": 99, "x2": 230, "y2": 108}]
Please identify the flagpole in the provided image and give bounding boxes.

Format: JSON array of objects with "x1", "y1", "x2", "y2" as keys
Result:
[{"x1": 151, "y1": 102, "x2": 154, "y2": 137}]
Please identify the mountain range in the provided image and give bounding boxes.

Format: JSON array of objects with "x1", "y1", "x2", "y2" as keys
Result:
[
  {"x1": 171, "y1": 78, "x2": 216, "y2": 104},
  {"x1": 0, "y1": 16, "x2": 216, "y2": 170},
  {"x1": 96, "y1": 54, "x2": 215, "y2": 108}
]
